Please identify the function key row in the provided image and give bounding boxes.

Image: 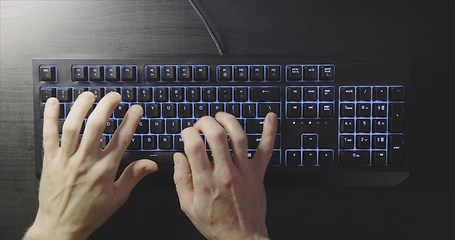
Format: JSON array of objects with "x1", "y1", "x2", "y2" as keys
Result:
[
  {"x1": 73, "y1": 65, "x2": 138, "y2": 82},
  {"x1": 217, "y1": 65, "x2": 281, "y2": 81}
]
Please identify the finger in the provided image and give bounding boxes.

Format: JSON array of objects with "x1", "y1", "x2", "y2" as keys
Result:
[
  {"x1": 173, "y1": 153, "x2": 194, "y2": 213},
  {"x1": 114, "y1": 159, "x2": 158, "y2": 207},
  {"x1": 42, "y1": 97, "x2": 60, "y2": 161},
  {"x1": 252, "y1": 112, "x2": 277, "y2": 175},
  {"x1": 193, "y1": 116, "x2": 234, "y2": 171},
  {"x1": 215, "y1": 112, "x2": 248, "y2": 168},
  {"x1": 180, "y1": 126, "x2": 212, "y2": 177},
  {"x1": 78, "y1": 92, "x2": 121, "y2": 154},
  {"x1": 60, "y1": 92, "x2": 95, "y2": 158},
  {"x1": 103, "y1": 104, "x2": 143, "y2": 166}
]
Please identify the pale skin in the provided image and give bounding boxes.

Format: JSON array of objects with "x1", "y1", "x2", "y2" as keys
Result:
[{"x1": 23, "y1": 91, "x2": 277, "y2": 240}]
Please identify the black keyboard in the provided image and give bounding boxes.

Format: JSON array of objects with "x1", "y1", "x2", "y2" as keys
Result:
[{"x1": 33, "y1": 56, "x2": 410, "y2": 186}]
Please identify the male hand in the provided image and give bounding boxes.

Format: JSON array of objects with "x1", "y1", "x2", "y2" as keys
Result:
[
  {"x1": 24, "y1": 92, "x2": 158, "y2": 240},
  {"x1": 173, "y1": 112, "x2": 277, "y2": 240}
]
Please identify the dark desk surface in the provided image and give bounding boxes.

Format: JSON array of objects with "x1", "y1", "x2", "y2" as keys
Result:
[{"x1": 1, "y1": 1, "x2": 453, "y2": 239}]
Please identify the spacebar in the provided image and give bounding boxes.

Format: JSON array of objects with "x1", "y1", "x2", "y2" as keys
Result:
[{"x1": 122, "y1": 151, "x2": 176, "y2": 166}]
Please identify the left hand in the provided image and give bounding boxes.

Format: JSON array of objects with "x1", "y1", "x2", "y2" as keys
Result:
[{"x1": 24, "y1": 92, "x2": 158, "y2": 240}]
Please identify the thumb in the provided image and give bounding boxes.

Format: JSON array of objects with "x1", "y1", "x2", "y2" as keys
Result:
[
  {"x1": 173, "y1": 153, "x2": 194, "y2": 211},
  {"x1": 114, "y1": 159, "x2": 158, "y2": 203}
]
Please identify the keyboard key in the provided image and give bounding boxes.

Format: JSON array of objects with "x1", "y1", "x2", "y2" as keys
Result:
[
  {"x1": 39, "y1": 65, "x2": 56, "y2": 81},
  {"x1": 194, "y1": 66, "x2": 209, "y2": 81},
  {"x1": 202, "y1": 87, "x2": 216, "y2": 102},
  {"x1": 319, "y1": 103, "x2": 334, "y2": 118},
  {"x1": 287, "y1": 87, "x2": 302, "y2": 101},
  {"x1": 389, "y1": 103, "x2": 404, "y2": 132},
  {"x1": 340, "y1": 135, "x2": 354, "y2": 149},
  {"x1": 89, "y1": 88, "x2": 104, "y2": 101},
  {"x1": 178, "y1": 104, "x2": 192, "y2": 118},
  {"x1": 127, "y1": 136, "x2": 142, "y2": 150},
  {"x1": 162, "y1": 104, "x2": 176, "y2": 118},
  {"x1": 303, "y1": 135, "x2": 317, "y2": 149},
  {"x1": 286, "y1": 151, "x2": 301, "y2": 165},
  {"x1": 303, "y1": 87, "x2": 317, "y2": 101},
  {"x1": 151, "y1": 120, "x2": 164, "y2": 134},
  {"x1": 143, "y1": 135, "x2": 157, "y2": 150},
  {"x1": 357, "y1": 87, "x2": 371, "y2": 101},
  {"x1": 318, "y1": 151, "x2": 333, "y2": 166},
  {"x1": 178, "y1": 66, "x2": 192, "y2": 81},
  {"x1": 194, "y1": 104, "x2": 208, "y2": 117},
  {"x1": 320, "y1": 87, "x2": 334, "y2": 101},
  {"x1": 356, "y1": 103, "x2": 371, "y2": 117},
  {"x1": 122, "y1": 66, "x2": 137, "y2": 81},
  {"x1": 340, "y1": 103, "x2": 355, "y2": 117},
  {"x1": 303, "y1": 103, "x2": 317, "y2": 118},
  {"x1": 250, "y1": 66, "x2": 264, "y2": 81},
  {"x1": 340, "y1": 151, "x2": 370, "y2": 165},
  {"x1": 287, "y1": 104, "x2": 301, "y2": 118},
  {"x1": 122, "y1": 88, "x2": 136, "y2": 102},
  {"x1": 258, "y1": 103, "x2": 280, "y2": 117},
  {"x1": 162, "y1": 66, "x2": 176, "y2": 81},
  {"x1": 234, "y1": 66, "x2": 248, "y2": 81},
  {"x1": 159, "y1": 135, "x2": 173, "y2": 149},
  {"x1": 226, "y1": 104, "x2": 241, "y2": 117},
  {"x1": 303, "y1": 151, "x2": 317, "y2": 165},
  {"x1": 89, "y1": 66, "x2": 104, "y2": 81},
  {"x1": 373, "y1": 87, "x2": 387, "y2": 101},
  {"x1": 242, "y1": 104, "x2": 256, "y2": 118},
  {"x1": 105, "y1": 66, "x2": 120, "y2": 81},
  {"x1": 287, "y1": 65, "x2": 302, "y2": 81},
  {"x1": 250, "y1": 87, "x2": 280, "y2": 102},
  {"x1": 388, "y1": 135, "x2": 403, "y2": 165},
  {"x1": 266, "y1": 65, "x2": 281, "y2": 81},
  {"x1": 218, "y1": 66, "x2": 232, "y2": 81},
  {"x1": 372, "y1": 151, "x2": 387, "y2": 166},
  {"x1": 56, "y1": 88, "x2": 72, "y2": 102},
  {"x1": 319, "y1": 66, "x2": 335, "y2": 80},
  {"x1": 303, "y1": 66, "x2": 318, "y2": 80},
  {"x1": 234, "y1": 88, "x2": 248, "y2": 102},
  {"x1": 145, "y1": 65, "x2": 160, "y2": 81},
  {"x1": 356, "y1": 135, "x2": 370, "y2": 149},
  {"x1": 73, "y1": 66, "x2": 88, "y2": 81},
  {"x1": 340, "y1": 119, "x2": 354, "y2": 133},
  {"x1": 170, "y1": 88, "x2": 184, "y2": 102},
  {"x1": 389, "y1": 87, "x2": 404, "y2": 101},
  {"x1": 186, "y1": 88, "x2": 200, "y2": 102},
  {"x1": 138, "y1": 88, "x2": 152, "y2": 102},
  {"x1": 166, "y1": 120, "x2": 180, "y2": 133},
  {"x1": 73, "y1": 88, "x2": 88, "y2": 100},
  {"x1": 340, "y1": 87, "x2": 355, "y2": 101},
  {"x1": 373, "y1": 103, "x2": 387, "y2": 117},
  {"x1": 136, "y1": 120, "x2": 150, "y2": 134},
  {"x1": 145, "y1": 103, "x2": 160, "y2": 118},
  {"x1": 218, "y1": 88, "x2": 232, "y2": 102},
  {"x1": 154, "y1": 88, "x2": 168, "y2": 102},
  {"x1": 356, "y1": 119, "x2": 370, "y2": 133}
]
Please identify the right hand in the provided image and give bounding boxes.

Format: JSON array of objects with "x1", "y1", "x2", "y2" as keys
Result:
[{"x1": 173, "y1": 112, "x2": 277, "y2": 240}]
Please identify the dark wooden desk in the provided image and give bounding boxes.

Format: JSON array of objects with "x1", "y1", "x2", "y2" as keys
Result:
[{"x1": 1, "y1": 1, "x2": 453, "y2": 239}]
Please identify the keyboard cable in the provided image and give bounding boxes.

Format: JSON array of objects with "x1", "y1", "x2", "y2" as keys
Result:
[{"x1": 188, "y1": 0, "x2": 225, "y2": 56}]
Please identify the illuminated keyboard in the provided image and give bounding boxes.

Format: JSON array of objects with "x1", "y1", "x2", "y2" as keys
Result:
[{"x1": 33, "y1": 57, "x2": 410, "y2": 186}]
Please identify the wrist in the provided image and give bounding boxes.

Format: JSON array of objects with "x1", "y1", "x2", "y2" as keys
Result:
[{"x1": 23, "y1": 217, "x2": 87, "y2": 240}]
